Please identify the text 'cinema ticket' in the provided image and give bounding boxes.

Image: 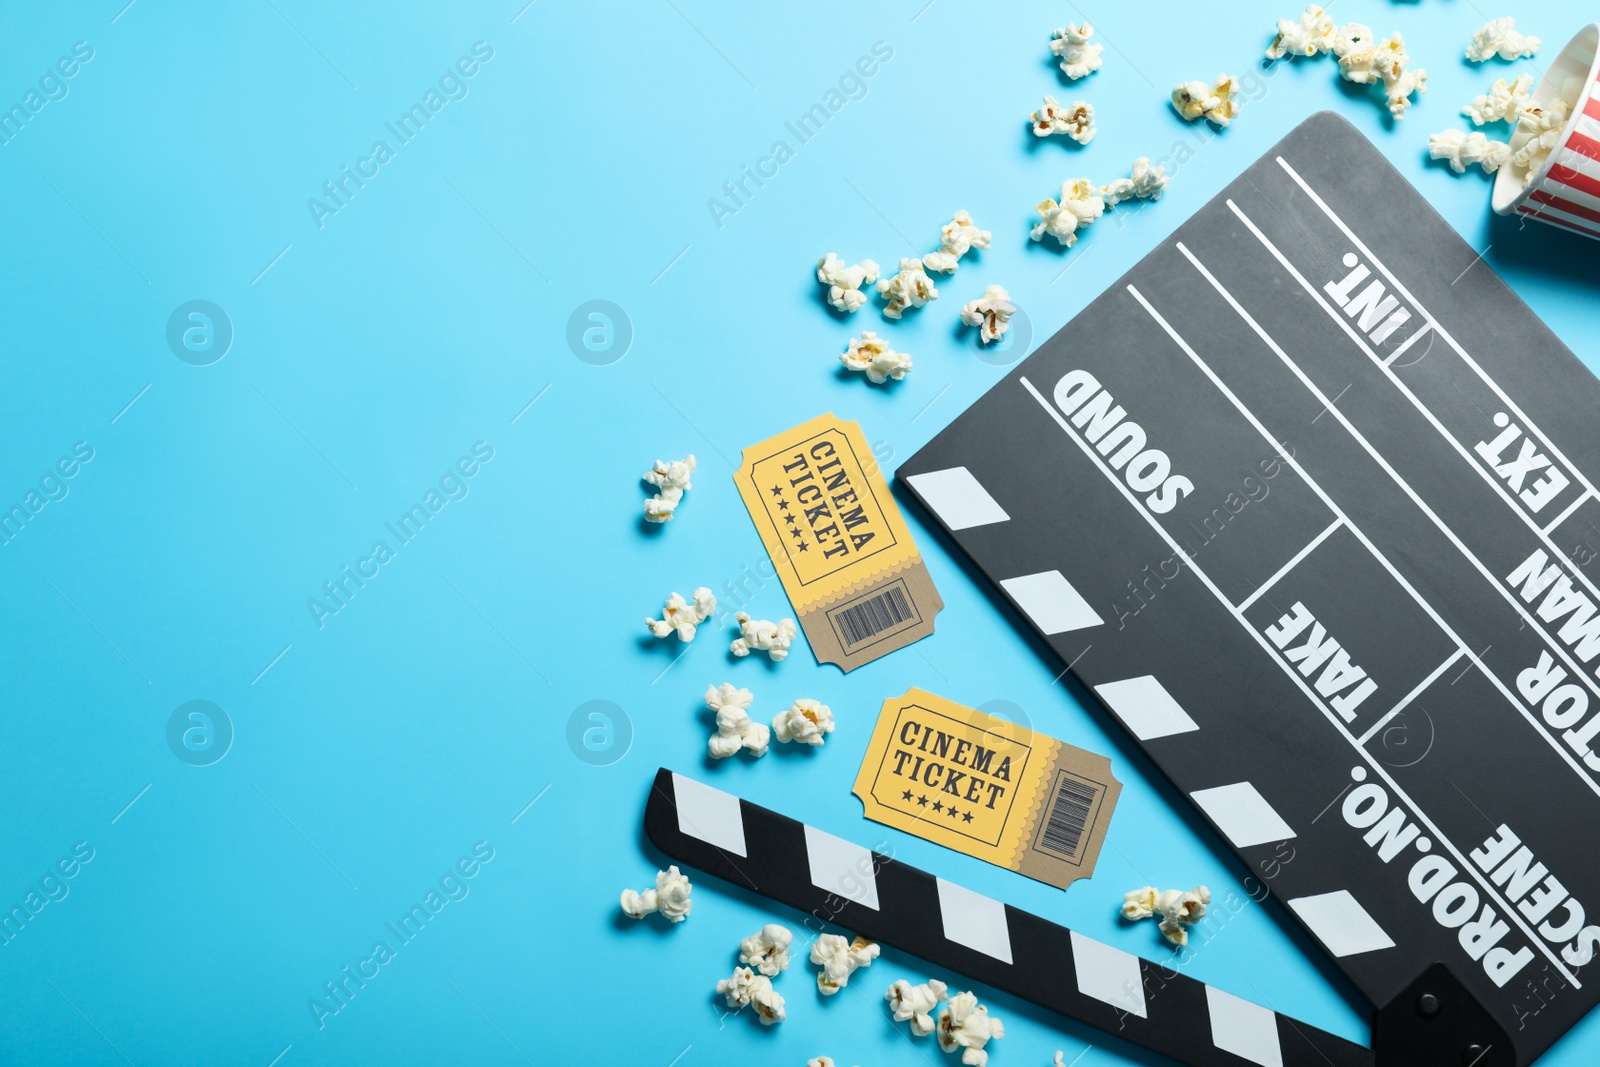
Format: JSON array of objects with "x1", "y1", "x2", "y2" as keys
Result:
[{"x1": 735, "y1": 414, "x2": 942, "y2": 671}]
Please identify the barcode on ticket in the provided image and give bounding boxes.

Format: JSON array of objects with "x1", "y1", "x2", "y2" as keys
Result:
[
  {"x1": 1035, "y1": 771, "x2": 1106, "y2": 864},
  {"x1": 828, "y1": 580, "x2": 920, "y2": 649}
]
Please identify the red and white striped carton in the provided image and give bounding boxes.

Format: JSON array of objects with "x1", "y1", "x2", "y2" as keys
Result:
[{"x1": 1493, "y1": 23, "x2": 1600, "y2": 237}]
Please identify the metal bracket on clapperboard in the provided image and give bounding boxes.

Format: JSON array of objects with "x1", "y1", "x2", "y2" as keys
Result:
[{"x1": 644, "y1": 767, "x2": 1513, "y2": 1067}]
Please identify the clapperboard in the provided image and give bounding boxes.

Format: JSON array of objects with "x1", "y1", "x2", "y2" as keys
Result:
[{"x1": 645, "y1": 112, "x2": 1600, "y2": 1067}]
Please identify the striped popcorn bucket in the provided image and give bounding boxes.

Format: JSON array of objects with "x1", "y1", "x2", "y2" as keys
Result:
[{"x1": 1494, "y1": 23, "x2": 1600, "y2": 236}]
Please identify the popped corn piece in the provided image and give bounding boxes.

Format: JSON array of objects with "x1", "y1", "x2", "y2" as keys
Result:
[
  {"x1": 877, "y1": 257, "x2": 939, "y2": 318},
  {"x1": 1466, "y1": 17, "x2": 1541, "y2": 63},
  {"x1": 1121, "y1": 884, "x2": 1210, "y2": 946},
  {"x1": 1385, "y1": 66, "x2": 1428, "y2": 120},
  {"x1": 1205, "y1": 75, "x2": 1243, "y2": 126},
  {"x1": 717, "y1": 965, "x2": 761, "y2": 1008},
  {"x1": 1172, "y1": 75, "x2": 1241, "y2": 127},
  {"x1": 1333, "y1": 25, "x2": 1425, "y2": 118},
  {"x1": 1429, "y1": 129, "x2": 1512, "y2": 174},
  {"x1": 752, "y1": 981, "x2": 787, "y2": 1024},
  {"x1": 717, "y1": 967, "x2": 787, "y2": 1023},
  {"x1": 922, "y1": 210, "x2": 991, "y2": 274},
  {"x1": 646, "y1": 587, "x2": 717, "y2": 642},
  {"x1": 1464, "y1": 73, "x2": 1535, "y2": 125},
  {"x1": 1100, "y1": 177, "x2": 1135, "y2": 206},
  {"x1": 1154, "y1": 885, "x2": 1211, "y2": 946},
  {"x1": 730, "y1": 612, "x2": 799, "y2": 661},
  {"x1": 1371, "y1": 33, "x2": 1412, "y2": 85},
  {"x1": 706, "y1": 682, "x2": 770, "y2": 759},
  {"x1": 807, "y1": 1060, "x2": 837, "y2": 1067},
  {"x1": 840, "y1": 332, "x2": 912, "y2": 385},
  {"x1": 812, "y1": 933, "x2": 880, "y2": 994},
  {"x1": 1102, "y1": 157, "x2": 1169, "y2": 206},
  {"x1": 1266, "y1": 4, "x2": 1336, "y2": 60},
  {"x1": 817, "y1": 252, "x2": 881, "y2": 314},
  {"x1": 643, "y1": 453, "x2": 696, "y2": 523},
  {"x1": 936, "y1": 991, "x2": 1005, "y2": 1067},
  {"x1": 1031, "y1": 96, "x2": 1095, "y2": 144},
  {"x1": 738, "y1": 923, "x2": 794, "y2": 976},
  {"x1": 773, "y1": 699, "x2": 835, "y2": 746},
  {"x1": 960, "y1": 285, "x2": 1016, "y2": 345},
  {"x1": 1121, "y1": 885, "x2": 1159, "y2": 921},
  {"x1": 620, "y1": 865, "x2": 693, "y2": 922},
  {"x1": 1049, "y1": 22, "x2": 1103, "y2": 80},
  {"x1": 938, "y1": 210, "x2": 992, "y2": 258},
  {"x1": 1158, "y1": 917, "x2": 1192, "y2": 947},
  {"x1": 1031, "y1": 94, "x2": 1068, "y2": 137},
  {"x1": 1159, "y1": 885, "x2": 1211, "y2": 924},
  {"x1": 1331, "y1": 22, "x2": 1378, "y2": 81},
  {"x1": 1171, "y1": 79, "x2": 1211, "y2": 122},
  {"x1": 1030, "y1": 179, "x2": 1104, "y2": 247},
  {"x1": 887, "y1": 978, "x2": 949, "y2": 1037}
]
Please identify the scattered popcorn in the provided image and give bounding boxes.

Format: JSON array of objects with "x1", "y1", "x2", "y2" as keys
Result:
[
  {"x1": 1332, "y1": 25, "x2": 1426, "y2": 119},
  {"x1": 921, "y1": 210, "x2": 992, "y2": 275},
  {"x1": 716, "y1": 966, "x2": 787, "y2": 1024},
  {"x1": 1172, "y1": 74, "x2": 1242, "y2": 127},
  {"x1": 877, "y1": 257, "x2": 939, "y2": 317},
  {"x1": 1049, "y1": 22, "x2": 1103, "y2": 80},
  {"x1": 812, "y1": 933, "x2": 880, "y2": 994},
  {"x1": 643, "y1": 454, "x2": 696, "y2": 523},
  {"x1": 1385, "y1": 66, "x2": 1428, "y2": 120},
  {"x1": 960, "y1": 285, "x2": 1016, "y2": 345},
  {"x1": 717, "y1": 965, "x2": 761, "y2": 1008},
  {"x1": 839, "y1": 332, "x2": 912, "y2": 384},
  {"x1": 1464, "y1": 73, "x2": 1535, "y2": 125},
  {"x1": 706, "y1": 682, "x2": 770, "y2": 759},
  {"x1": 936, "y1": 990, "x2": 1005, "y2": 1067},
  {"x1": 1466, "y1": 17, "x2": 1540, "y2": 62},
  {"x1": 1030, "y1": 178, "x2": 1105, "y2": 248},
  {"x1": 1121, "y1": 884, "x2": 1210, "y2": 946},
  {"x1": 1265, "y1": 4, "x2": 1336, "y2": 60},
  {"x1": 1101, "y1": 157, "x2": 1169, "y2": 206},
  {"x1": 738, "y1": 923, "x2": 794, "y2": 976},
  {"x1": 646, "y1": 587, "x2": 717, "y2": 642},
  {"x1": 1158, "y1": 885, "x2": 1212, "y2": 925},
  {"x1": 807, "y1": 1059, "x2": 836, "y2": 1067},
  {"x1": 730, "y1": 612, "x2": 799, "y2": 660},
  {"x1": 1331, "y1": 23, "x2": 1378, "y2": 81},
  {"x1": 941, "y1": 211, "x2": 991, "y2": 257},
  {"x1": 620, "y1": 865, "x2": 693, "y2": 923},
  {"x1": 887, "y1": 978, "x2": 949, "y2": 1037},
  {"x1": 1429, "y1": 128, "x2": 1512, "y2": 174},
  {"x1": 772, "y1": 699, "x2": 835, "y2": 746},
  {"x1": 1030, "y1": 96, "x2": 1095, "y2": 144},
  {"x1": 1121, "y1": 885, "x2": 1160, "y2": 921},
  {"x1": 1049, "y1": 22, "x2": 1100, "y2": 80},
  {"x1": 817, "y1": 253, "x2": 881, "y2": 314}
]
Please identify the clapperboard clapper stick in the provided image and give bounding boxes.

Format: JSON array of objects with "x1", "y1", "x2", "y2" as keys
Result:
[
  {"x1": 897, "y1": 111, "x2": 1600, "y2": 1066},
  {"x1": 647, "y1": 768, "x2": 1385, "y2": 1067}
]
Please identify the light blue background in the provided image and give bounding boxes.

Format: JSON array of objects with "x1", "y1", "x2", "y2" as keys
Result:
[{"x1": 1, "y1": 1, "x2": 1596, "y2": 1064}]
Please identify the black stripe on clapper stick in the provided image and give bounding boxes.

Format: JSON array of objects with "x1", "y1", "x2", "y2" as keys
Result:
[{"x1": 644, "y1": 768, "x2": 1371, "y2": 1067}]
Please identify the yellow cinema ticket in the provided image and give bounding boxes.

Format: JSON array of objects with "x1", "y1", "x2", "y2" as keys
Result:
[
  {"x1": 735, "y1": 414, "x2": 942, "y2": 671},
  {"x1": 854, "y1": 689, "x2": 1121, "y2": 889}
]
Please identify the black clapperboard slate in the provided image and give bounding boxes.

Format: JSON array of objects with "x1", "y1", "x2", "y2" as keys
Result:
[{"x1": 894, "y1": 111, "x2": 1600, "y2": 1065}]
